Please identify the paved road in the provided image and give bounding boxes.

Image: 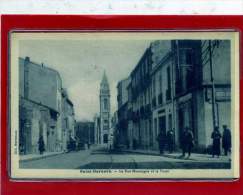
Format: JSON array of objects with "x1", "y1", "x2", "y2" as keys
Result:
[
  {"x1": 20, "y1": 146, "x2": 230, "y2": 169},
  {"x1": 20, "y1": 149, "x2": 91, "y2": 169}
]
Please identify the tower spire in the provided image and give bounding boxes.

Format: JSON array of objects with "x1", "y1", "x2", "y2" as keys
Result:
[{"x1": 101, "y1": 70, "x2": 108, "y2": 85}]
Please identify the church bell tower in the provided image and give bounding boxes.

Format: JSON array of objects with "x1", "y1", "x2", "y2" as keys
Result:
[{"x1": 99, "y1": 71, "x2": 110, "y2": 144}]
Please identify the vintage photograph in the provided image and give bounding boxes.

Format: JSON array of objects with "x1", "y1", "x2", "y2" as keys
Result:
[{"x1": 10, "y1": 32, "x2": 239, "y2": 179}]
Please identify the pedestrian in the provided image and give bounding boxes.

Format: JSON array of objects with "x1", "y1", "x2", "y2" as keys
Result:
[
  {"x1": 157, "y1": 131, "x2": 166, "y2": 154},
  {"x1": 181, "y1": 127, "x2": 194, "y2": 158},
  {"x1": 222, "y1": 125, "x2": 231, "y2": 156},
  {"x1": 211, "y1": 126, "x2": 221, "y2": 158},
  {"x1": 126, "y1": 139, "x2": 130, "y2": 149},
  {"x1": 133, "y1": 138, "x2": 137, "y2": 150},
  {"x1": 38, "y1": 135, "x2": 45, "y2": 155},
  {"x1": 167, "y1": 129, "x2": 174, "y2": 153}
]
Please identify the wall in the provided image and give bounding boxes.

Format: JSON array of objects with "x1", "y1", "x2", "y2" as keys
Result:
[
  {"x1": 202, "y1": 40, "x2": 231, "y2": 84},
  {"x1": 19, "y1": 57, "x2": 61, "y2": 112},
  {"x1": 151, "y1": 40, "x2": 171, "y2": 69}
]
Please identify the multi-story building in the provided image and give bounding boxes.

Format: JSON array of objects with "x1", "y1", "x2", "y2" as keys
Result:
[
  {"x1": 117, "y1": 77, "x2": 130, "y2": 147},
  {"x1": 130, "y1": 48, "x2": 153, "y2": 150},
  {"x1": 61, "y1": 89, "x2": 75, "y2": 151},
  {"x1": 150, "y1": 41, "x2": 174, "y2": 151},
  {"x1": 19, "y1": 57, "x2": 75, "y2": 154},
  {"x1": 19, "y1": 57, "x2": 63, "y2": 154},
  {"x1": 120, "y1": 39, "x2": 231, "y2": 153}
]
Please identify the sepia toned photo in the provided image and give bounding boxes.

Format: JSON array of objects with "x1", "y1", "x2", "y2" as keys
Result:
[{"x1": 10, "y1": 32, "x2": 239, "y2": 179}]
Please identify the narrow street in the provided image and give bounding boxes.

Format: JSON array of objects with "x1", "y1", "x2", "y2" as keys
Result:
[{"x1": 20, "y1": 145, "x2": 230, "y2": 169}]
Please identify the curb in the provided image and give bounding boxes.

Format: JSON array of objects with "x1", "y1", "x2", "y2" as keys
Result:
[
  {"x1": 20, "y1": 152, "x2": 65, "y2": 163},
  {"x1": 122, "y1": 150, "x2": 230, "y2": 163}
]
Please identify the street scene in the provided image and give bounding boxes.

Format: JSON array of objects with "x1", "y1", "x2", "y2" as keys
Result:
[{"x1": 18, "y1": 36, "x2": 232, "y2": 170}]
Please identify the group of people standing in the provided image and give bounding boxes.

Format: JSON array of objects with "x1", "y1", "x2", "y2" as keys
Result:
[
  {"x1": 157, "y1": 127, "x2": 194, "y2": 158},
  {"x1": 211, "y1": 125, "x2": 231, "y2": 158},
  {"x1": 156, "y1": 129, "x2": 175, "y2": 154},
  {"x1": 156, "y1": 125, "x2": 231, "y2": 159}
]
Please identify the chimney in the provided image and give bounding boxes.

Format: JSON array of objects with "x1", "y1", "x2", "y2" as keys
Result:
[{"x1": 24, "y1": 56, "x2": 30, "y2": 64}]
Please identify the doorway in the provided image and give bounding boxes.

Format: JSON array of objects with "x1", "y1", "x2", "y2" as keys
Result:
[{"x1": 158, "y1": 116, "x2": 166, "y2": 135}]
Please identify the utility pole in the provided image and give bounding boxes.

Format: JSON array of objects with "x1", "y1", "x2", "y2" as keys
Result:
[{"x1": 209, "y1": 41, "x2": 217, "y2": 129}]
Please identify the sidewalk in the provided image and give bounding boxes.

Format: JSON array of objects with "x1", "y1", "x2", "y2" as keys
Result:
[
  {"x1": 123, "y1": 149, "x2": 231, "y2": 163},
  {"x1": 19, "y1": 144, "x2": 100, "y2": 163},
  {"x1": 19, "y1": 151, "x2": 65, "y2": 162}
]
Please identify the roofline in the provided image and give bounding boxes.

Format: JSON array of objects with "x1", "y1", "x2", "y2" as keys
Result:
[
  {"x1": 19, "y1": 57, "x2": 63, "y2": 87},
  {"x1": 131, "y1": 46, "x2": 151, "y2": 77}
]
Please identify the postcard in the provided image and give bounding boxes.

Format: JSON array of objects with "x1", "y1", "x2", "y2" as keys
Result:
[{"x1": 9, "y1": 31, "x2": 239, "y2": 179}]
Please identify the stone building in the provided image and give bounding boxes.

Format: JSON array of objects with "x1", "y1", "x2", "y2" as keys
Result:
[
  {"x1": 150, "y1": 41, "x2": 174, "y2": 151},
  {"x1": 61, "y1": 89, "x2": 75, "y2": 151},
  {"x1": 119, "y1": 39, "x2": 231, "y2": 153},
  {"x1": 117, "y1": 77, "x2": 131, "y2": 147},
  {"x1": 19, "y1": 57, "x2": 75, "y2": 155}
]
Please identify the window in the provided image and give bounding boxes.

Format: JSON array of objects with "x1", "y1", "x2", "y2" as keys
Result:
[
  {"x1": 168, "y1": 114, "x2": 172, "y2": 131},
  {"x1": 65, "y1": 118, "x2": 68, "y2": 129},
  {"x1": 104, "y1": 98, "x2": 108, "y2": 110},
  {"x1": 152, "y1": 78, "x2": 156, "y2": 97},
  {"x1": 103, "y1": 124, "x2": 109, "y2": 130},
  {"x1": 154, "y1": 118, "x2": 157, "y2": 137},
  {"x1": 103, "y1": 134, "x2": 108, "y2": 143},
  {"x1": 167, "y1": 67, "x2": 171, "y2": 90},
  {"x1": 104, "y1": 119, "x2": 108, "y2": 125},
  {"x1": 186, "y1": 50, "x2": 193, "y2": 64},
  {"x1": 159, "y1": 73, "x2": 162, "y2": 93},
  {"x1": 180, "y1": 48, "x2": 193, "y2": 65}
]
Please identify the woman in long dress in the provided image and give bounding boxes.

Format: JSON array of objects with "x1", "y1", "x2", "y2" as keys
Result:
[{"x1": 211, "y1": 127, "x2": 222, "y2": 158}]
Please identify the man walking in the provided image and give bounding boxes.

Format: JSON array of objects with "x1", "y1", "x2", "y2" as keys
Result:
[
  {"x1": 38, "y1": 135, "x2": 45, "y2": 155},
  {"x1": 181, "y1": 127, "x2": 194, "y2": 159},
  {"x1": 167, "y1": 129, "x2": 174, "y2": 153},
  {"x1": 222, "y1": 125, "x2": 231, "y2": 156}
]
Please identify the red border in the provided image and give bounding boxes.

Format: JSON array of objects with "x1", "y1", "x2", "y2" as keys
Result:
[{"x1": 1, "y1": 15, "x2": 242, "y2": 195}]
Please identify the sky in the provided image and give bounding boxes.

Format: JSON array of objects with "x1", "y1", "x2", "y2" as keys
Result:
[{"x1": 19, "y1": 37, "x2": 151, "y2": 121}]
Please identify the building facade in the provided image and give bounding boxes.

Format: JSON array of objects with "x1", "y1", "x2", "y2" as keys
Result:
[
  {"x1": 19, "y1": 57, "x2": 75, "y2": 155},
  {"x1": 117, "y1": 77, "x2": 131, "y2": 147},
  {"x1": 99, "y1": 71, "x2": 111, "y2": 144},
  {"x1": 150, "y1": 41, "x2": 174, "y2": 151},
  {"x1": 117, "y1": 40, "x2": 231, "y2": 153},
  {"x1": 130, "y1": 48, "x2": 153, "y2": 150},
  {"x1": 61, "y1": 89, "x2": 75, "y2": 151}
]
